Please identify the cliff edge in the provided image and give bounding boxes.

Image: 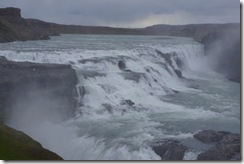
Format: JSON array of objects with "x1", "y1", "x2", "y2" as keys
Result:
[{"x1": 0, "y1": 7, "x2": 58, "y2": 43}]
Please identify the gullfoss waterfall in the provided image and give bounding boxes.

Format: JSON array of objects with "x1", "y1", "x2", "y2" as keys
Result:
[{"x1": 0, "y1": 35, "x2": 240, "y2": 160}]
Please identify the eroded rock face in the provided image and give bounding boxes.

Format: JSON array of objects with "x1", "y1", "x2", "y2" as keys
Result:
[
  {"x1": 0, "y1": 7, "x2": 21, "y2": 17},
  {"x1": 194, "y1": 130, "x2": 240, "y2": 160},
  {"x1": 152, "y1": 140, "x2": 188, "y2": 160},
  {"x1": 0, "y1": 59, "x2": 78, "y2": 123},
  {"x1": 193, "y1": 130, "x2": 225, "y2": 143}
]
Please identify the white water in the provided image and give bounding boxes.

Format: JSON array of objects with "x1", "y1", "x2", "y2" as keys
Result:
[{"x1": 0, "y1": 35, "x2": 240, "y2": 160}]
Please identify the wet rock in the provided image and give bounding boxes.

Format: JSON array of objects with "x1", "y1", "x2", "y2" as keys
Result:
[
  {"x1": 194, "y1": 130, "x2": 240, "y2": 160},
  {"x1": 121, "y1": 100, "x2": 135, "y2": 106},
  {"x1": 0, "y1": 59, "x2": 78, "y2": 123},
  {"x1": 118, "y1": 60, "x2": 126, "y2": 70},
  {"x1": 155, "y1": 50, "x2": 172, "y2": 66},
  {"x1": 197, "y1": 149, "x2": 232, "y2": 160},
  {"x1": 0, "y1": 56, "x2": 7, "y2": 61},
  {"x1": 193, "y1": 130, "x2": 225, "y2": 143},
  {"x1": 174, "y1": 69, "x2": 182, "y2": 78},
  {"x1": 175, "y1": 57, "x2": 183, "y2": 68},
  {"x1": 102, "y1": 103, "x2": 113, "y2": 113},
  {"x1": 119, "y1": 72, "x2": 143, "y2": 83},
  {"x1": 152, "y1": 140, "x2": 188, "y2": 160}
]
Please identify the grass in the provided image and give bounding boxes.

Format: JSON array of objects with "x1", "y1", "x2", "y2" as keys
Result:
[{"x1": 0, "y1": 123, "x2": 63, "y2": 160}]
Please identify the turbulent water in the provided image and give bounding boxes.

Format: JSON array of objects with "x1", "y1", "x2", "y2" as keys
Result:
[{"x1": 0, "y1": 35, "x2": 240, "y2": 160}]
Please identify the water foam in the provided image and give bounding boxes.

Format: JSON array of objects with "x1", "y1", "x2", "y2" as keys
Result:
[{"x1": 2, "y1": 35, "x2": 240, "y2": 160}]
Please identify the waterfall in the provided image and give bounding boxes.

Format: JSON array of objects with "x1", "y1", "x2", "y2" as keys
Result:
[{"x1": 0, "y1": 35, "x2": 239, "y2": 160}]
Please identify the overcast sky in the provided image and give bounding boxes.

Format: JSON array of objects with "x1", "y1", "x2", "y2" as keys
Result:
[{"x1": 0, "y1": 0, "x2": 240, "y2": 28}]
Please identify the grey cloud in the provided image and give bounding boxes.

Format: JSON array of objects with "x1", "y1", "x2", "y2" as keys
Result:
[{"x1": 0, "y1": 0, "x2": 240, "y2": 27}]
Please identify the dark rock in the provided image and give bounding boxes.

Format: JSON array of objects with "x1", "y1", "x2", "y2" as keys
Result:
[
  {"x1": 155, "y1": 50, "x2": 172, "y2": 66},
  {"x1": 121, "y1": 100, "x2": 135, "y2": 106},
  {"x1": 152, "y1": 140, "x2": 188, "y2": 160},
  {"x1": 0, "y1": 56, "x2": 7, "y2": 61},
  {"x1": 102, "y1": 103, "x2": 113, "y2": 113},
  {"x1": 0, "y1": 7, "x2": 21, "y2": 17},
  {"x1": 197, "y1": 149, "x2": 231, "y2": 160},
  {"x1": 0, "y1": 59, "x2": 78, "y2": 123},
  {"x1": 194, "y1": 130, "x2": 240, "y2": 160},
  {"x1": 118, "y1": 60, "x2": 126, "y2": 70},
  {"x1": 119, "y1": 71, "x2": 143, "y2": 83},
  {"x1": 193, "y1": 130, "x2": 225, "y2": 143},
  {"x1": 0, "y1": 8, "x2": 58, "y2": 43},
  {"x1": 175, "y1": 57, "x2": 183, "y2": 68},
  {"x1": 174, "y1": 69, "x2": 182, "y2": 78}
]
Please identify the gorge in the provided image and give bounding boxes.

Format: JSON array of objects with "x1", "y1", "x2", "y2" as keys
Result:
[{"x1": 0, "y1": 7, "x2": 241, "y2": 160}]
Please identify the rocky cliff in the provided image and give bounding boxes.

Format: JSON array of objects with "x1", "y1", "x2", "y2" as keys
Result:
[
  {"x1": 0, "y1": 57, "x2": 78, "y2": 124},
  {"x1": 0, "y1": 7, "x2": 59, "y2": 43}
]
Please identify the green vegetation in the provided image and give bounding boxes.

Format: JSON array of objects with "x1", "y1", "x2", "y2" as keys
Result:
[{"x1": 0, "y1": 123, "x2": 63, "y2": 160}]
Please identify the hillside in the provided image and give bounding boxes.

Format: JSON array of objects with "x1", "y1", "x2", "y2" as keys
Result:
[
  {"x1": 0, "y1": 123, "x2": 63, "y2": 160},
  {"x1": 0, "y1": 7, "x2": 58, "y2": 43}
]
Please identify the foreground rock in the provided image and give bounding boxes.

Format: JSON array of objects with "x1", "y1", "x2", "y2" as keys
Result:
[
  {"x1": 152, "y1": 140, "x2": 188, "y2": 160},
  {"x1": 194, "y1": 130, "x2": 240, "y2": 160},
  {"x1": 0, "y1": 58, "x2": 78, "y2": 123},
  {"x1": 0, "y1": 123, "x2": 63, "y2": 160}
]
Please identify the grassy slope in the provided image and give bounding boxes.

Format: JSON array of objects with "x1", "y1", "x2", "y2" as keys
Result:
[{"x1": 0, "y1": 123, "x2": 63, "y2": 160}]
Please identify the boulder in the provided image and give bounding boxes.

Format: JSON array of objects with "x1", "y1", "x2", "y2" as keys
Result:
[
  {"x1": 118, "y1": 60, "x2": 126, "y2": 70},
  {"x1": 194, "y1": 130, "x2": 240, "y2": 160},
  {"x1": 121, "y1": 100, "x2": 135, "y2": 106},
  {"x1": 152, "y1": 140, "x2": 188, "y2": 160},
  {"x1": 193, "y1": 130, "x2": 225, "y2": 143},
  {"x1": 0, "y1": 56, "x2": 7, "y2": 61}
]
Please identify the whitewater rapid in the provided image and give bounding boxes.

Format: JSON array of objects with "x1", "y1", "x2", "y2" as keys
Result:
[{"x1": 0, "y1": 34, "x2": 240, "y2": 160}]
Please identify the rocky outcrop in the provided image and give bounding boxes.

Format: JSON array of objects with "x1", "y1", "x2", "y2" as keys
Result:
[
  {"x1": 0, "y1": 58, "x2": 78, "y2": 123},
  {"x1": 152, "y1": 140, "x2": 188, "y2": 160},
  {"x1": 0, "y1": 123, "x2": 63, "y2": 160},
  {"x1": 0, "y1": 7, "x2": 58, "y2": 43},
  {"x1": 194, "y1": 130, "x2": 240, "y2": 160},
  {"x1": 0, "y1": 7, "x2": 21, "y2": 17}
]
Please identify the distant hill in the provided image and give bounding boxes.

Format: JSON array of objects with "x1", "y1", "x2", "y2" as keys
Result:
[{"x1": 0, "y1": 7, "x2": 239, "y2": 42}]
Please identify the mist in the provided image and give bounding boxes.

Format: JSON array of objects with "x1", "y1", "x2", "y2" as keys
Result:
[
  {"x1": 6, "y1": 83, "x2": 75, "y2": 130},
  {"x1": 202, "y1": 29, "x2": 241, "y2": 82}
]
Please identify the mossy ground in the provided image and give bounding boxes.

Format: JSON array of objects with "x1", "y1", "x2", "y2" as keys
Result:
[{"x1": 0, "y1": 123, "x2": 63, "y2": 160}]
